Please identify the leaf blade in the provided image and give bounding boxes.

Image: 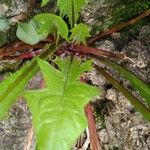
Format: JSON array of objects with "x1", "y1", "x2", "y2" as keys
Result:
[
  {"x1": 70, "y1": 23, "x2": 90, "y2": 44},
  {"x1": 17, "y1": 22, "x2": 40, "y2": 45},
  {"x1": 0, "y1": 62, "x2": 37, "y2": 119},
  {"x1": 99, "y1": 58, "x2": 150, "y2": 107},
  {"x1": 33, "y1": 13, "x2": 69, "y2": 40},
  {"x1": 57, "y1": 0, "x2": 87, "y2": 26},
  {"x1": 24, "y1": 57, "x2": 99, "y2": 150},
  {"x1": 95, "y1": 65, "x2": 150, "y2": 122}
]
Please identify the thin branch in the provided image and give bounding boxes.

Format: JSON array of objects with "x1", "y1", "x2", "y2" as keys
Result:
[
  {"x1": 87, "y1": 9, "x2": 150, "y2": 45},
  {"x1": 85, "y1": 103, "x2": 103, "y2": 150},
  {"x1": 66, "y1": 44, "x2": 125, "y2": 59}
]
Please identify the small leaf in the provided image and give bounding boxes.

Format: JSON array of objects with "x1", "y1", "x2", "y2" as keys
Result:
[
  {"x1": 17, "y1": 22, "x2": 40, "y2": 45},
  {"x1": 57, "y1": 0, "x2": 87, "y2": 26},
  {"x1": 24, "y1": 57, "x2": 99, "y2": 150},
  {"x1": 41, "y1": 0, "x2": 50, "y2": 7},
  {"x1": 33, "y1": 13, "x2": 69, "y2": 40},
  {"x1": 70, "y1": 23, "x2": 90, "y2": 45}
]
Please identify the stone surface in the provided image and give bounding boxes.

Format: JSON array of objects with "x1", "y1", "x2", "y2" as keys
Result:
[{"x1": 0, "y1": 1, "x2": 150, "y2": 150}]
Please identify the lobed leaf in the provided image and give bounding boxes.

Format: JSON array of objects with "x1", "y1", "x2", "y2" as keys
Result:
[
  {"x1": 24, "y1": 57, "x2": 99, "y2": 150},
  {"x1": 57, "y1": 0, "x2": 87, "y2": 26},
  {"x1": 0, "y1": 44, "x2": 56, "y2": 120},
  {"x1": 33, "y1": 13, "x2": 69, "y2": 40},
  {"x1": 70, "y1": 23, "x2": 90, "y2": 45}
]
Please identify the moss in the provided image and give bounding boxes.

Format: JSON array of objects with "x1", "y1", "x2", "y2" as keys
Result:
[
  {"x1": 91, "y1": 0, "x2": 150, "y2": 35},
  {"x1": 0, "y1": 25, "x2": 17, "y2": 47},
  {"x1": 110, "y1": 0, "x2": 150, "y2": 26},
  {"x1": 0, "y1": 0, "x2": 12, "y2": 6}
]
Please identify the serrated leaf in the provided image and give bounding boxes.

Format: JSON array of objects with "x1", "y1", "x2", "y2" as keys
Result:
[
  {"x1": 24, "y1": 57, "x2": 99, "y2": 150},
  {"x1": 33, "y1": 13, "x2": 69, "y2": 40},
  {"x1": 41, "y1": 0, "x2": 50, "y2": 7},
  {"x1": 0, "y1": 43, "x2": 56, "y2": 120},
  {"x1": 57, "y1": 0, "x2": 87, "y2": 26},
  {"x1": 70, "y1": 23, "x2": 90, "y2": 45},
  {"x1": 17, "y1": 22, "x2": 40, "y2": 45}
]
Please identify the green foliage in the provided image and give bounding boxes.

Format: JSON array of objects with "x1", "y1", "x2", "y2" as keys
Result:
[
  {"x1": 33, "y1": 13, "x2": 69, "y2": 40},
  {"x1": 57, "y1": 0, "x2": 87, "y2": 27},
  {"x1": 1, "y1": 0, "x2": 150, "y2": 149},
  {"x1": 70, "y1": 23, "x2": 90, "y2": 45},
  {"x1": 16, "y1": 13, "x2": 69, "y2": 45},
  {"x1": 96, "y1": 65, "x2": 150, "y2": 122},
  {"x1": 101, "y1": 59, "x2": 150, "y2": 107},
  {"x1": 0, "y1": 61, "x2": 37, "y2": 119},
  {"x1": 24, "y1": 57, "x2": 99, "y2": 150},
  {"x1": 0, "y1": 43, "x2": 56, "y2": 119},
  {"x1": 91, "y1": 0, "x2": 150, "y2": 34},
  {"x1": 110, "y1": 0, "x2": 150, "y2": 26},
  {"x1": 17, "y1": 22, "x2": 40, "y2": 45}
]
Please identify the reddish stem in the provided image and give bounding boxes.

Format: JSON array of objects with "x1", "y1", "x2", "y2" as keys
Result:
[
  {"x1": 87, "y1": 9, "x2": 150, "y2": 45},
  {"x1": 85, "y1": 103, "x2": 103, "y2": 150},
  {"x1": 67, "y1": 44, "x2": 125, "y2": 59}
]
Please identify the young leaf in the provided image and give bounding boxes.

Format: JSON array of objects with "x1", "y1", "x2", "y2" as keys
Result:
[
  {"x1": 24, "y1": 57, "x2": 99, "y2": 150},
  {"x1": 70, "y1": 23, "x2": 90, "y2": 45},
  {"x1": 17, "y1": 22, "x2": 40, "y2": 45},
  {"x1": 57, "y1": 0, "x2": 87, "y2": 26},
  {"x1": 33, "y1": 13, "x2": 69, "y2": 40}
]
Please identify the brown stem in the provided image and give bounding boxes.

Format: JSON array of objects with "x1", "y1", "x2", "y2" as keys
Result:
[
  {"x1": 67, "y1": 44, "x2": 125, "y2": 59},
  {"x1": 85, "y1": 103, "x2": 103, "y2": 150},
  {"x1": 87, "y1": 9, "x2": 150, "y2": 45},
  {"x1": 0, "y1": 35, "x2": 54, "y2": 58}
]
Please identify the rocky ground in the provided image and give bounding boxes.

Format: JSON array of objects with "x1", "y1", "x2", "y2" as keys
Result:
[{"x1": 0, "y1": 0, "x2": 150, "y2": 150}]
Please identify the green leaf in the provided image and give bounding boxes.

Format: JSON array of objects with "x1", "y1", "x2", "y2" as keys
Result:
[
  {"x1": 17, "y1": 22, "x2": 40, "y2": 45},
  {"x1": 95, "y1": 65, "x2": 150, "y2": 122},
  {"x1": 100, "y1": 58, "x2": 150, "y2": 107},
  {"x1": 0, "y1": 43, "x2": 56, "y2": 120},
  {"x1": 57, "y1": 0, "x2": 87, "y2": 26},
  {"x1": 0, "y1": 62, "x2": 37, "y2": 119},
  {"x1": 33, "y1": 13, "x2": 69, "y2": 40},
  {"x1": 70, "y1": 23, "x2": 90, "y2": 45},
  {"x1": 24, "y1": 57, "x2": 99, "y2": 150},
  {"x1": 41, "y1": 0, "x2": 50, "y2": 7}
]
